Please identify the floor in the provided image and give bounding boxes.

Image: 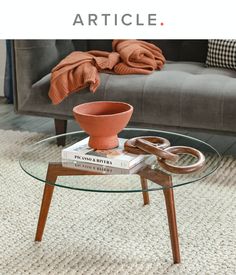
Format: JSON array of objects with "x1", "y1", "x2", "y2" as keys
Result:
[{"x1": 1, "y1": 97, "x2": 236, "y2": 156}]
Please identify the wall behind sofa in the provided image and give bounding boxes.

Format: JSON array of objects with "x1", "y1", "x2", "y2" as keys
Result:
[{"x1": 0, "y1": 40, "x2": 6, "y2": 97}]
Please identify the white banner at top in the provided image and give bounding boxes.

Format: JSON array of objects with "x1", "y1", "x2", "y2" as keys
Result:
[{"x1": 0, "y1": 0, "x2": 235, "y2": 38}]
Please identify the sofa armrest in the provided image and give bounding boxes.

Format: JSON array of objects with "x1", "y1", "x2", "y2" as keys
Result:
[{"x1": 12, "y1": 40, "x2": 75, "y2": 112}]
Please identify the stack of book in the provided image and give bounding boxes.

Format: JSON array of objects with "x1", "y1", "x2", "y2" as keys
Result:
[{"x1": 61, "y1": 137, "x2": 153, "y2": 174}]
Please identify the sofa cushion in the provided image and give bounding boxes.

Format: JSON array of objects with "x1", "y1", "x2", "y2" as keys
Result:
[
  {"x1": 206, "y1": 40, "x2": 236, "y2": 70},
  {"x1": 29, "y1": 61, "x2": 236, "y2": 132}
]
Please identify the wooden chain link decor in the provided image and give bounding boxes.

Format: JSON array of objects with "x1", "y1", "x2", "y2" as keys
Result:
[{"x1": 124, "y1": 136, "x2": 205, "y2": 174}]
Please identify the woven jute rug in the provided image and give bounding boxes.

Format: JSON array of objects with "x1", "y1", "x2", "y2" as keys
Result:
[{"x1": 0, "y1": 129, "x2": 236, "y2": 275}]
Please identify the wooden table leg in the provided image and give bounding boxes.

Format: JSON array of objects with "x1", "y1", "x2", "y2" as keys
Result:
[
  {"x1": 34, "y1": 162, "x2": 99, "y2": 242},
  {"x1": 138, "y1": 167, "x2": 181, "y2": 264},
  {"x1": 35, "y1": 166, "x2": 57, "y2": 242},
  {"x1": 140, "y1": 176, "x2": 150, "y2": 205},
  {"x1": 163, "y1": 187, "x2": 180, "y2": 264}
]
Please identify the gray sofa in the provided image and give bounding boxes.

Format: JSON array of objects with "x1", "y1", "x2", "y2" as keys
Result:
[{"x1": 12, "y1": 40, "x2": 236, "y2": 141}]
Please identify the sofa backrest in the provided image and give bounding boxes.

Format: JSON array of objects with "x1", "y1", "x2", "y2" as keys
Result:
[
  {"x1": 149, "y1": 40, "x2": 208, "y2": 62},
  {"x1": 12, "y1": 39, "x2": 208, "y2": 108},
  {"x1": 13, "y1": 39, "x2": 208, "y2": 86},
  {"x1": 72, "y1": 39, "x2": 208, "y2": 63}
]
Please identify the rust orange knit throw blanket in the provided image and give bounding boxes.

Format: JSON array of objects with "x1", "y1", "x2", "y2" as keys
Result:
[
  {"x1": 49, "y1": 50, "x2": 120, "y2": 104},
  {"x1": 49, "y1": 40, "x2": 165, "y2": 104},
  {"x1": 112, "y1": 40, "x2": 165, "y2": 74}
]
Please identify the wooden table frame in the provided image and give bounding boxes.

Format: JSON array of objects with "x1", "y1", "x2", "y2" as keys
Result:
[{"x1": 35, "y1": 162, "x2": 180, "y2": 264}]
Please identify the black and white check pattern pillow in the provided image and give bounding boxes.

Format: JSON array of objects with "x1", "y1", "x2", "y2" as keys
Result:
[{"x1": 206, "y1": 40, "x2": 236, "y2": 70}]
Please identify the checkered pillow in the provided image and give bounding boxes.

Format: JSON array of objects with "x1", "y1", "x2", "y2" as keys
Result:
[{"x1": 206, "y1": 40, "x2": 236, "y2": 70}]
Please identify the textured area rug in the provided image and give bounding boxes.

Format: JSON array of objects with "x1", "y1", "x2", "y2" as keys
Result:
[{"x1": 0, "y1": 129, "x2": 236, "y2": 275}]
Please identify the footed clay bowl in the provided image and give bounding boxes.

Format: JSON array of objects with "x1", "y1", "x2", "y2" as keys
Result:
[{"x1": 73, "y1": 101, "x2": 133, "y2": 149}]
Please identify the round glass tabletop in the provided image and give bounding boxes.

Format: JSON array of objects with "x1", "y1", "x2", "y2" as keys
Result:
[{"x1": 19, "y1": 128, "x2": 221, "y2": 193}]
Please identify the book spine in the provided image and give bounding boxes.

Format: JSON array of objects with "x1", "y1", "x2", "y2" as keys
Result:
[
  {"x1": 61, "y1": 150, "x2": 130, "y2": 169},
  {"x1": 62, "y1": 161, "x2": 129, "y2": 175}
]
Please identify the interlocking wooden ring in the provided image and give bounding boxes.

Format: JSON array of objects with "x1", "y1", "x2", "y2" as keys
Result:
[
  {"x1": 124, "y1": 136, "x2": 170, "y2": 155},
  {"x1": 158, "y1": 146, "x2": 205, "y2": 174},
  {"x1": 135, "y1": 138, "x2": 179, "y2": 162}
]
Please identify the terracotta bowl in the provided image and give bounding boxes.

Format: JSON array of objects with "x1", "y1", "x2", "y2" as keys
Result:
[{"x1": 73, "y1": 101, "x2": 133, "y2": 149}]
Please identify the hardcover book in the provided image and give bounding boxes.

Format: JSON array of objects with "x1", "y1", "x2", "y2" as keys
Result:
[
  {"x1": 61, "y1": 159, "x2": 151, "y2": 175},
  {"x1": 61, "y1": 137, "x2": 151, "y2": 169}
]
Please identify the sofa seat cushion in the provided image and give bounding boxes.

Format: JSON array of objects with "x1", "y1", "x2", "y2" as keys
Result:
[{"x1": 29, "y1": 61, "x2": 236, "y2": 132}]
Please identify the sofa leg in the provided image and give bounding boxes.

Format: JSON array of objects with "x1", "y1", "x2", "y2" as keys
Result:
[{"x1": 54, "y1": 119, "x2": 67, "y2": 146}]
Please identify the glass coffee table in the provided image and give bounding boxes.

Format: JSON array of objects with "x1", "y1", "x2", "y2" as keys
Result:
[{"x1": 19, "y1": 128, "x2": 221, "y2": 264}]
